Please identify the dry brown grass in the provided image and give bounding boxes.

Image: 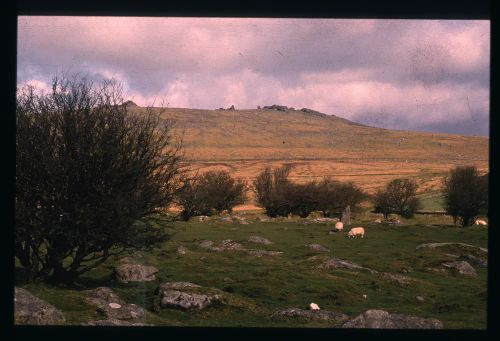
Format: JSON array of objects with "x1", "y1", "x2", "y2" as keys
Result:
[{"x1": 130, "y1": 106, "x2": 488, "y2": 204}]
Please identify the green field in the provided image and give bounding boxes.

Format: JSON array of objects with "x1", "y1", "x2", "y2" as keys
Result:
[
  {"x1": 417, "y1": 191, "x2": 446, "y2": 211},
  {"x1": 16, "y1": 211, "x2": 488, "y2": 329}
]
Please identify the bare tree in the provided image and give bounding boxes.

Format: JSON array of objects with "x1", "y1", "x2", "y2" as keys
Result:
[
  {"x1": 372, "y1": 178, "x2": 421, "y2": 219},
  {"x1": 16, "y1": 75, "x2": 185, "y2": 284}
]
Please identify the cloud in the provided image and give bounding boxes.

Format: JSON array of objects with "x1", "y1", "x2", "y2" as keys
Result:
[{"x1": 17, "y1": 17, "x2": 490, "y2": 135}]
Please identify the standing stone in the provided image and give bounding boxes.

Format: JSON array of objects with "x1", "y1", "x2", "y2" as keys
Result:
[{"x1": 341, "y1": 205, "x2": 351, "y2": 226}]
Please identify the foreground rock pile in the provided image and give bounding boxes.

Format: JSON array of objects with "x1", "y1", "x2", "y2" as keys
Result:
[
  {"x1": 198, "y1": 238, "x2": 283, "y2": 257},
  {"x1": 83, "y1": 287, "x2": 148, "y2": 325},
  {"x1": 156, "y1": 282, "x2": 222, "y2": 310},
  {"x1": 342, "y1": 309, "x2": 443, "y2": 329},
  {"x1": 271, "y1": 307, "x2": 349, "y2": 323}
]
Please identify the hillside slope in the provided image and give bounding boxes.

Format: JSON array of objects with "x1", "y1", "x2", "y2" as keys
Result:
[{"x1": 128, "y1": 106, "x2": 488, "y2": 193}]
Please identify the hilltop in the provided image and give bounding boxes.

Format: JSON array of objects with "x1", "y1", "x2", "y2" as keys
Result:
[{"x1": 127, "y1": 105, "x2": 489, "y2": 194}]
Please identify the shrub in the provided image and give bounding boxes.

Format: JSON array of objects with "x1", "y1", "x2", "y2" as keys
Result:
[
  {"x1": 443, "y1": 166, "x2": 488, "y2": 227},
  {"x1": 372, "y1": 178, "x2": 421, "y2": 219},
  {"x1": 315, "y1": 178, "x2": 367, "y2": 218},
  {"x1": 253, "y1": 165, "x2": 293, "y2": 217},
  {"x1": 254, "y1": 167, "x2": 366, "y2": 218},
  {"x1": 15, "y1": 75, "x2": 184, "y2": 284},
  {"x1": 178, "y1": 170, "x2": 247, "y2": 220}
]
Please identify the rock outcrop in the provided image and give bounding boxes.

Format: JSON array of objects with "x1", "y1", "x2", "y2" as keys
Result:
[
  {"x1": 271, "y1": 307, "x2": 349, "y2": 324},
  {"x1": 114, "y1": 258, "x2": 159, "y2": 283},
  {"x1": 342, "y1": 309, "x2": 443, "y2": 329},
  {"x1": 457, "y1": 254, "x2": 487, "y2": 268},
  {"x1": 246, "y1": 249, "x2": 283, "y2": 257},
  {"x1": 14, "y1": 287, "x2": 65, "y2": 325},
  {"x1": 313, "y1": 217, "x2": 339, "y2": 223},
  {"x1": 319, "y1": 257, "x2": 375, "y2": 273},
  {"x1": 156, "y1": 282, "x2": 221, "y2": 310},
  {"x1": 84, "y1": 319, "x2": 151, "y2": 326},
  {"x1": 199, "y1": 239, "x2": 245, "y2": 252},
  {"x1": 248, "y1": 235, "x2": 273, "y2": 245},
  {"x1": 306, "y1": 244, "x2": 330, "y2": 252},
  {"x1": 83, "y1": 287, "x2": 145, "y2": 321},
  {"x1": 415, "y1": 242, "x2": 488, "y2": 253},
  {"x1": 442, "y1": 260, "x2": 477, "y2": 276}
]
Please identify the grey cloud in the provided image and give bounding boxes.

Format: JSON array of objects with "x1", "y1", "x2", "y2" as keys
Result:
[{"x1": 17, "y1": 17, "x2": 489, "y2": 136}]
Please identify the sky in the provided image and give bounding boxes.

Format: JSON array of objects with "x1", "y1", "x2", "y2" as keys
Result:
[{"x1": 17, "y1": 17, "x2": 490, "y2": 136}]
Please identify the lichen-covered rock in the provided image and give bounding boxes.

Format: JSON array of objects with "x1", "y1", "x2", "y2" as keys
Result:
[
  {"x1": 442, "y1": 261, "x2": 477, "y2": 276},
  {"x1": 199, "y1": 239, "x2": 245, "y2": 252},
  {"x1": 157, "y1": 282, "x2": 221, "y2": 310},
  {"x1": 319, "y1": 257, "x2": 376, "y2": 273},
  {"x1": 83, "y1": 287, "x2": 145, "y2": 320},
  {"x1": 312, "y1": 217, "x2": 339, "y2": 223},
  {"x1": 14, "y1": 287, "x2": 65, "y2": 325},
  {"x1": 306, "y1": 244, "x2": 330, "y2": 252},
  {"x1": 114, "y1": 260, "x2": 158, "y2": 283},
  {"x1": 248, "y1": 235, "x2": 273, "y2": 245},
  {"x1": 342, "y1": 309, "x2": 443, "y2": 329},
  {"x1": 246, "y1": 249, "x2": 283, "y2": 257},
  {"x1": 271, "y1": 308, "x2": 349, "y2": 324},
  {"x1": 84, "y1": 319, "x2": 151, "y2": 326},
  {"x1": 415, "y1": 242, "x2": 488, "y2": 253},
  {"x1": 382, "y1": 273, "x2": 413, "y2": 286},
  {"x1": 457, "y1": 254, "x2": 487, "y2": 268},
  {"x1": 159, "y1": 282, "x2": 201, "y2": 290},
  {"x1": 218, "y1": 239, "x2": 245, "y2": 251},
  {"x1": 199, "y1": 240, "x2": 214, "y2": 249}
]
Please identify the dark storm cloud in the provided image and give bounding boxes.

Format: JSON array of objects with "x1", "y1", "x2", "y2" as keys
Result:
[{"x1": 17, "y1": 17, "x2": 489, "y2": 136}]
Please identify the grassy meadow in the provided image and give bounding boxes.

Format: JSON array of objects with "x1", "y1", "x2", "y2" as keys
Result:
[
  {"x1": 15, "y1": 106, "x2": 489, "y2": 328},
  {"x1": 16, "y1": 210, "x2": 488, "y2": 329}
]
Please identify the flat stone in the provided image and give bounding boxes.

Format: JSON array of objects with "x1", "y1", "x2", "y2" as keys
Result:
[
  {"x1": 84, "y1": 319, "x2": 151, "y2": 326},
  {"x1": 219, "y1": 239, "x2": 245, "y2": 251},
  {"x1": 416, "y1": 242, "x2": 488, "y2": 254},
  {"x1": 83, "y1": 287, "x2": 145, "y2": 321},
  {"x1": 157, "y1": 282, "x2": 222, "y2": 310},
  {"x1": 246, "y1": 249, "x2": 284, "y2": 257},
  {"x1": 442, "y1": 261, "x2": 477, "y2": 276},
  {"x1": 271, "y1": 308, "x2": 349, "y2": 324},
  {"x1": 114, "y1": 261, "x2": 159, "y2": 283},
  {"x1": 312, "y1": 217, "x2": 339, "y2": 223},
  {"x1": 199, "y1": 240, "x2": 214, "y2": 249},
  {"x1": 306, "y1": 244, "x2": 330, "y2": 252},
  {"x1": 342, "y1": 309, "x2": 443, "y2": 329},
  {"x1": 382, "y1": 273, "x2": 413, "y2": 286},
  {"x1": 248, "y1": 235, "x2": 273, "y2": 245},
  {"x1": 456, "y1": 254, "x2": 487, "y2": 268},
  {"x1": 159, "y1": 282, "x2": 201, "y2": 290},
  {"x1": 200, "y1": 239, "x2": 245, "y2": 252},
  {"x1": 14, "y1": 287, "x2": 65, "y2": 325},
  {"x1": 319, "y1": 257, "x2": 376, "y2": 273}
]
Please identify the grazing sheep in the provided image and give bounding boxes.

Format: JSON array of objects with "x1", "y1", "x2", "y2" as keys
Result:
[
  {"x1": 475, "y1": 219, "x2": 487, "y2": 226},
  {"x1": 347, "y1": 227, "x2": 365, "y2": 238},
  {"x1": 334, "y1": 221, "x2": 344, "y2": 231},
  {"x1": 309, "y1": 303, "x2": 320, "y2": 310}
]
